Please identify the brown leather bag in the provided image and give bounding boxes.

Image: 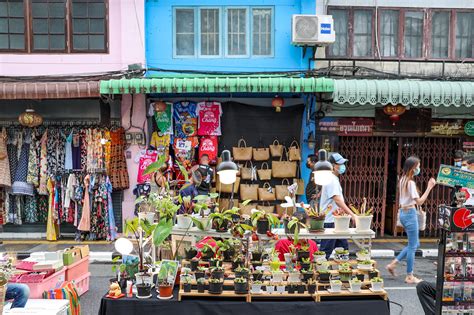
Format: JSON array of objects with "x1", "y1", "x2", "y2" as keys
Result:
[
  {"x1": 294, "y1": 166, "x2": 305, "y2": 195},
  {"x1": 240, "y1": 161, "x2": 254, "y2": 180},
  {"x1": 216, "y1": 175, "x2": 240, "y2": 193},
  {"x1": 257, "y1": 203, "x2": 275, "y2": 214},
  {"x1": 253, "y1": 147, "x2": 270, "y2": 161},
  {"x1": 269, "y1": 139, "x2": 283, "y2": 158},
  {"x1": 276, "y1": 204, "x2": 294, "y2": 217},
  {"x1": 275, "y1": 179, "x2": 290, "y2": 200},
  {"x1": 239, "y1": 202, "x2": 257, "y2": 216},
  {"x1": 272, "y1": 148, "x2": 297, "y2": 178},
  {"x1": 240, "y1": 183, "x2": 259, "y2": 201},
  {"x1": 257, "y1": 162, "x2": 272, "y2": 180},
  {"x1": 233, "y1": 139, "x2": 253, "y2": 161},
  {"x1": 288, "y1": 140, "x2": 301, "y2": 161},
  {"x1": 258, "y1": 182, "x2": 276, "y2": 201}
]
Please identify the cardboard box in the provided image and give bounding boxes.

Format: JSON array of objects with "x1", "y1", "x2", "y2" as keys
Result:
[{"x1": 75, "y1": 245, "x2": 89, "y2": 259}]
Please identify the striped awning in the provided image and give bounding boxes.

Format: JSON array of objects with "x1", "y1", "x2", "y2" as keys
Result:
[
  {"x1": 333, "y1": 79, "x2": 473, "y2": 107},
  {"x1": 0, "y1": 81, "x2": 100, "y2": 99},
  {"x1": 100, "y1": 77, "x2": 334, "y2": 94}
]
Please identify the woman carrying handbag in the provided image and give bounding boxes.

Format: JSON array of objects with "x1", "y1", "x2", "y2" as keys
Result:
[{"x1": 386, "y1": 156, "x2": 437, "y2": 284}]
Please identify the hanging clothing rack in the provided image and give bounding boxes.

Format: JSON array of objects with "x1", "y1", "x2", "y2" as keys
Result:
[{"x1": 0, "y1": 119, "x2": 121, "y2": 128}]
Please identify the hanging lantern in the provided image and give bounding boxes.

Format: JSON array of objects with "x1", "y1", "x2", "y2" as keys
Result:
[
  {"x1": 18, "y1": 109, "x2": 43, "y2": 128},
  {"x1": 383, "y1": 104, "x2": 406, "y2": 126},
  {"x1": 272, "y1": 96, "x2": 284, "y2": 112},
  {"x1": 153, "y1": 100, "x2": 167, "y2": 112}
]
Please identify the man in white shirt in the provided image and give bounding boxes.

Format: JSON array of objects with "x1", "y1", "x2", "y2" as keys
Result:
[{"x1": 318, "y1": 153, "x2": 356, "y2": 259}]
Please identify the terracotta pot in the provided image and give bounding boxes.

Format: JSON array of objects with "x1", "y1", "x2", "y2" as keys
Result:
[{"x1": 159, "y1": 284, "x2": 173, "y2": 298}]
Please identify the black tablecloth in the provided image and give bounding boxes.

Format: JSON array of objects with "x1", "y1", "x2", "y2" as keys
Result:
[{"x1": 99, "y1": 289, "x2": 390, "y2": 315}]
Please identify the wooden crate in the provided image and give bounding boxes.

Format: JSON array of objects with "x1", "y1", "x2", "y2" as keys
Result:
[{"x1": 314, "y1": 289, "x2": 388, "y2": 302}]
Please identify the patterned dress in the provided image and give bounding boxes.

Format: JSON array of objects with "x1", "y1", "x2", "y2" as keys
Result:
[
  {"x1": 38, "y1": 131, "x2": 48, "y2": 195},
  {"x1": 77, "y1": 175, "x2": 91, "y2": 232},
  {"x1": 12, "y1": 131, "x2": 34, "y2": 196},
  {"x1": 0, "y1": 128, "x2": 11, "y2": 188}
]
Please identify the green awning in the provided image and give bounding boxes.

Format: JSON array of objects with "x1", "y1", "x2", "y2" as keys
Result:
[
  {"x1": 333, "y1": 79, "x2": 473, "y2": 107},
  {"x1": 100, "y1": 77, "x2": 334, "y2": 94}
]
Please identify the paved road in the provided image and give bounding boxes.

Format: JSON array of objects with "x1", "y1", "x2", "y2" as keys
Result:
[{"x1": 82, "y1": 257, "x2": 437, "y2": 315}]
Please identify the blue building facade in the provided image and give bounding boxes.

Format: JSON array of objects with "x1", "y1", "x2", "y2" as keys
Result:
[{"x1": 145, "y1": 0, "x2": 316, "y2": 72}]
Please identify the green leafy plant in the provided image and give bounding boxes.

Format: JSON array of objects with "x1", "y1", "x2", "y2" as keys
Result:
[
  {"x1": 287, "y1": 217, "x2": 307, "y2": 244},
  {"x1": 210, "y1": 208, "x2": 239, "y2": 231},
  {"x1": 301, "y1": 257, "x2": 311, "y2": 264},
  {"x1": 253, "y1": 280, "x2": 263, "y2": 285},
  {"x1": 111, "y1": 256, "x2": 127, "y2": 278},
  {"x1": 371, "y1": 277, "x2": 383, "y2": 283},
  {"x1": 360, "y1": 260, "x2": 372, "y2": 265},
  {"x1": 350, "y1": 278, "x2": 361, "y2": 283},
  {"x1": 209, "y1": 278, "x2": 223, "y2": 283},
  {"x1": 0, "y1": 258, "x2": 13, "y2": 286},
  {"x1": 197, "y1": 277, "x2": 206, "y2": 284},
  {"x1": 235, "y1": 266, "x2": 250, "y2": 273},
  {"x1": 251, "y1": 209, "x2": 280, "y2": 228},
  {"x1": 234, "y1": 277, "x2": 247, "y2": 283},
  {"x1": 350, "y1": 197, "x2": 373, "y2": 216},
  {"x1": 307, "y1": 204, "x2": 333, "y2": 218}
]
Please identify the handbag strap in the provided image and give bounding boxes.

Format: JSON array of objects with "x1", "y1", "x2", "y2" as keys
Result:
[
  {"x1": 282, "y1": 178, "x2": 290, "y2": 185},
  {"x1": 238, "y1": 138, "x2": 247, "y2": 148},
  {"x1": 263, "y1": 182, "x2": 271, "y2": 189},
  {"x1": 290, "y1": 140, "x2": 300, "y2": 148},
  {"x1": 261, "y1": 162, "x2": 269, "y2": 170},
  {"x1": 272, "y1": 139, "x2": 280, "y2": 146},
  {"x1": 280, "y1": 147, "x2": 289, "y2": 161}
]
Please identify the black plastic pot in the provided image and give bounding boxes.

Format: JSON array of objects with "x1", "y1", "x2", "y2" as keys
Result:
[
  {"x1": 195, "y1": 271, "x2": 205, "y2": 279},
  {"x1": 190, "y1": 260, "x2": 199, "y2": 271},
  {"x1": 183, "y1": 283, "x2": 192, "y2": 292},
  {"x1": 307, "y1": 284, "x2": 316, "y2": 294},
  {"x1": 252, "y1": 272, "x2": 263, "y2": 281},
  {"x1": 223, "y1": 248, "x2": 236, "y2": 262},
  {"x1": 210, "y1": 259, "x2": 220, "y2": 267},
  {"x1": 369, "y1": 270, "x2": 379, "y2": 280},
  {"x1": 297, "y1": 250, "x2": 310, "y2": 261},
  {"x1": 235, "y1": 270, "x2": 249, "y2": 279},
  {"x1": 300, "y1": 262, "x2": 311, "y2": 270},
  {"x1": 232, "y1": 261, "x2": 243, "y2": 270},
  {"x1": 288, "y1": 285, "x2": 296, "y2": 294},
  {"x1": 119, "y1": 277, "x2": 129, "y2": 291},
  {"x1": 256, "y1": 219, "x2": 269, "y2": 234},
  {"x1": 302, "y1": 272, "x2": 314, "y2": 282},
  {"x1": 209, "y1": 282, "x2": 223, "y2": 294},
  {"x1": 211, "y1": 270, "x2": 224, "y2": 279},
  {"x1": 197, "y1": 283, "x2": 205, "y2": 293},
  {"x1": 356, "y1": 274, "x2": 365, "y2": 282},
  {"x1": 252, "y1": 252, "x2": 263, "y2": 261},
  {"x1": 318, "y1": 273, "x2": 330, "y2": 283},
  {"x1": 185, "y1": 248, "x2": 198, "y2": 260},
  {"x1": 297, "y1": 284, "x2": 305, "y2": 294},
  {"x1": 201, "y1": 251, "x2": 214, "y2": 260},
  {"x1": 136, "y1": 284, "x2": 152, "y2": 297},
  {"x1": 234, "y1": 282, "x2": 248, "y2": 294}
]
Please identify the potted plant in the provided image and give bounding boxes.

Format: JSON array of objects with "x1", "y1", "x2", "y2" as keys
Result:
[
  {"x1": 210, "y1": 257, "x2": 222, "y2": 268},
  {"x1": 195, "y1": 266, "x2": 207, "y2": 279},
  {"x1": 318, "y1": 270, "x2": 331, "y2": 282},
  {"x1": 197, "y1": 277, "x2": 206, "y2": 293},
  {"x1": 185, "y1": 248, "x2": 198, "y2": 260},
  {"x1": 252, "y1": 249, "x2": 263, "y2": 262},
  {"x1": 313, "y1": 251, "x2": 327, "y2": 262},
  {"x1": 330, "y1": 279, "x2": 342, "y2": 293},
  {"x1": 301, "y1": 269, "x2": 314, "y2": 282},
  {"x1": 266, "y1": 283, "x2": 275, "y2": 294},
  {"x1": 157, "y1": 262, "x2": 175, "y2": 299},
  {"x1": 349, "y1": 277, "x2": 362, "y2": 292},
  {"x1": 357, "y1": 260, "x2": 373, "y2": 271},
  {"x1": 371, "y1": 277, "x2": 384, "y2": 291},
  {"x1": 210, "y1": 266, "x2": 225, "y2": 279},
  {"x1": 251, "y1": 209, "x2": 280, "y2": 235},
  {"x1": 209, "y1": 278, "x2": 223, "y2": 294},
  {"x1": 110, "y1": 257, "x2": 129, "y2": 290},
  {"x1": 136, "y1": 273, "x2": 152, "y2": 299},
  {"x1": 288, "y1": 269, "x2": 301, "y2": 283},
  {"x1": 369, "y1": 270, "x2": 379, "y2": 280},
  {"x1": 297, "y1": 282, "x2": 306, "y2": 294},
  {"x1": 356, "y1": 249, "x2": 371, "y2": 261},
  {"x1": 288, "y1": 283, "x2": 296, "y2": 294},
  {"x1": 210, "y1": 208, "x2": 239, "y2": 232},
  {"x1": 234, "y1": 277, "x2": 248, "y2": 294},
  {"x1": 232, "y1": 254, "x2": 244, "y2": 270},
  {"x1": 252, "y1": 269, "x2": 263, "y2": 281},
  {"x1": 235, "y1": 266, "x2": 250, "y2": 279},
  {"x1": 191, "y1": 193, "x2": 219, "y2": 231},
  {"x1": 334, "y1": 248, "x2": 349, "y2": 262},
  {"x1": 251, "y1": 281, "x2": 263, "y2": 294},
  {"x1": 307, "y1": 279, "x2": 317, "y2": 294},
  {"x1": 269, "y1": 250, "x2": 282, "y2": 272},
  {"x1": 296, "y1": 242, "x2": 311, "y2": 261},
  {"x1": 272, "y1": 270, "x2": 284, "y2": 283},
  {"x1": 286, "y1": 216, "x2": 307, "y2": 244},
  {"x1": 176, "y1": 196, "x2": 194, "y2": 229},
  {"x1": 355, "y1": 273, "x2": 365, "y2": 282},
  {"x1": 338, "y1": 262, "x2": 351, "y2": 270},
  {"x1": 333, "y1": 209, "x2": 351, "y2": 233},
  {"x1": 300, "y1": 257, "x2": 311, "y2": 271},
  {"x1": 307, "y1": 205, "x2": 332, "y2": 232},
  {"x1": 217, "y1": 239, "x2": 237, "y2": 262},
  {"x1": 274, "y1": 282, "x2": 285, "y2": 294},
  {"x1": 350, "y1": 198, "x2": 374, "y2": 232},
  {"x1": 182, "y1": 275, "x2": 193, "y2": 293},
  {"x1": 190, "y1": 257, "x2": 200, "y2": 271},
  {"x1": 201, "y1": 243, "x2": 216, "y2": 260},
  {"x1": 339, "y1": 268, "x2": 353, "y2": 282},
  {"x1": 316, "y1": 260, "x2": 330, "y2": 272}
]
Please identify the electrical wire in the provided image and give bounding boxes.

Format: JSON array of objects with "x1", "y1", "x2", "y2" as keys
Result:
[{"x1": 389, "y1": 300, "x2": 405, "y2": 315}]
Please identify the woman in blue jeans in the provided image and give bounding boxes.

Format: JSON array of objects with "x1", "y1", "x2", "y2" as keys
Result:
[
  {"x1": 6, "y1": 283, "x2": 30, "y2": 308},
  {"x1": 386, "y1": 156, "x2": 437, "y2": 284}
]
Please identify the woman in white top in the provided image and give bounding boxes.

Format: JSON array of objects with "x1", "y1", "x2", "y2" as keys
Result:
[{"x1": 386, "y1": 156, "x2": 437, "y2": 284}]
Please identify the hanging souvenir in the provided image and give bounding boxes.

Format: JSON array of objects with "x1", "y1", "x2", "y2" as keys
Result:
[
  {"x1": 137, "y1": 150, "x2": 158, "y2": 184},
  {"x1": 198, "y1": 136, "x2": 218, "y2": 164},
  {"x1": 152, "y1": 102, "x2": 173, "y2": 134},
  {"x1": 173, "y1": 101, "x2": 198, "y2": 138},
  {"x1": 197, "y1": 101, "x2": 222, "y2": 136}
]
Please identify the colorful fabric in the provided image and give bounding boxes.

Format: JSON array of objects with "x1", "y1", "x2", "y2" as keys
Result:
[
  {"x1": 46, "y1": 178, "x2": 58, "y2": 241},
  {"x1": 173, "y1": 101, "x2": 198, "y2": 138},
  {"x1": 0, "y1": 188, "x2": 6, "y2": 225},
  {"x1": 38, "y1": 131, "x2": 48, "y2": 195},
  {"x1": 198, "y1": 136, "x2": 218, "y2": 164},
  {"x1": 152, "y1": 102, "x2": 173, "y2": 134},
  {"x1": 0, "y1": 128, "x2": 11, "y2": 188},
  {"x1": 109, "y1": 128, "x2": 129, "y2": 190},
  {"x1": 26, "y1": 131, "x2": 39, "y2": 187},
  {"x1": 77, "y1": 175, "x2": 91, "y2": 232},
  {"x1": 150, "y1": 131, "x2": 170, "y2": 158},
  {"x1": 137, "y1": 150, "x2": 158, "y2": 184},
  {"x1": 12, "y1": 131, "x2": 34, "y2": 196},
  {"x1": 174, "y1": 137, "x2": 199, "y2": 165},
  {"x1": 197, "y1": 102, "x2": 222, "y2": 136},
  {"x1": 71, "y1": 133, "x2": 82, "y2": 170},
  {"x1": 106, "y1": 177, "x2": 117, "y2": 241},
  {"x1": 64, "y1": 131, "x2": 73, "y2": 170},
  {"x1": 23, "y1": 194, "x2": 38, "y2": 223},
  {"x1": 37, "y1": 194, "x2": 48, "y2": 223}
]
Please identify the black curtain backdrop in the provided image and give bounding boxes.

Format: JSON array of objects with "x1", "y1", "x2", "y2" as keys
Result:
[{"x1": 219, "y1": 101, "x2": 304, "y2": 153}]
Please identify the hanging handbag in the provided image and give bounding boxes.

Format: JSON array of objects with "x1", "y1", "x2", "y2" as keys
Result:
[
  {"x1": 219, "y1": 198, "x2": 232, "y2": 211},
  {"x1": 253, "y1": 147, "x2": 270, "y2": 161},
  {"x1": 257, "y1": 162, "x2": 272, "y2": 180},
  {"x1": 240, "y1": 161, "x2": 257, "y2": 180},
  {"x1": 269, "y1": 139, "x2": 283, "y2": 158},
  {"x1": 239, "y1": 202, "x2": 257, "y2": 216},
  {"x1": 276, "y1": 204, "x2": 294, "y2": 217},
  {"x1": 288, "y1": 140, "x2": 301, "y2": 161},
  {"x1": 240, "y1": 183, "x2": 259, "y2": 201},
  {"x1": 233, "y1": 138, "x2": 253, "y2": 161},
  {"x1": 294, "y1": 165, "x2": 305, "y2": 195},
  {"x1": 257, "y1": 202, "x2": 275, "y2": 214},
  {"x1": 216, "y1": 174, "x2": 240, "y2": 193},
  {"x1": 258, "y1": 182, "x2": 276, "y2": 201},
  {"x1": 272, "y1": 148, "x2": 297, "y2": 178},
  {"x1": 275, "y1": 179, "x2": 290, "y2": 200}
]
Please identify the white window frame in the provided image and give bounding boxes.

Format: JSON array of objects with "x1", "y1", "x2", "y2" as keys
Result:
[
  {"x1": 251, "y1": 6, "x2": 274, "y2": 58},
  {"x1": 224, "y1": 6, "x2": 249, "y2": 58}
]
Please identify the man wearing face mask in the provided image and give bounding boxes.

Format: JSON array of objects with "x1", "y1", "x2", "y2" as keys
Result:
[
  {"x1": 318, "y1": 153, "x2": 356, "y2": 259},
  {"x1": 454, "y1": 150, "x2": 464, "y2": 168}
]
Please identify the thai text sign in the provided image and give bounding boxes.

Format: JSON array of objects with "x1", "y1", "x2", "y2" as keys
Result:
[
  {"x1": 437, "y1": 164, "x2": 474, "y2": 189},
  {"x1": 465, "y1": 121, "x2": 474, "y2": 136},
  {"x1": 431, "y1": 120, "x2": 465, "y2": 136},
  {"x1": 318, "y1": 118, "x2": 373, "y2": 136}
]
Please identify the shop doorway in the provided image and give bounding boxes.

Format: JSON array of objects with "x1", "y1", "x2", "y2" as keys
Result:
[{"x1": 339, "y1": 136, "x2": 462, "y2": 237}]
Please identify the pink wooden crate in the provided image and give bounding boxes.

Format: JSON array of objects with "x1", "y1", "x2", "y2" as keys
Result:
[
  {"x1": 65, "y1": 256, "x2": 89, "y2": 281},
  {"x1": 74, "y1": 272, "x2": 90, "y2": 296},
  {"x1": 23, "y1": 268, "x2": 66, "y2": 298}
]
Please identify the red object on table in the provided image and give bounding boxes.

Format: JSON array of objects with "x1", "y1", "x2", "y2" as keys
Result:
[
  {"x1": 274, "y1": 239, "x2": 318, "y2": 262},
  {"x1": 106, "y1": 293, "x2": 125, "y2": 299},
  {"x1": 195, "y1": 236, "x2": 217, "y2": 258}
]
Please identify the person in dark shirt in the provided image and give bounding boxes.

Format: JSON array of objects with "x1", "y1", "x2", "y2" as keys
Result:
[
  {"x1": 195, "y1": 154, "x2": 214, "y2": 195},
  {"x1": 305, "y1": 154, "x2": 319, "y2": 208},
  {"x1": 179, "y1": 171, "x2": 202, "y2": 214}
]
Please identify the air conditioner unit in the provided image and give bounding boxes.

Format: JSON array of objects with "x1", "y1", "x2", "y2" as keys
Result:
[{"x1": 292, "y1": 15, "x2": 335, "y2": 46}]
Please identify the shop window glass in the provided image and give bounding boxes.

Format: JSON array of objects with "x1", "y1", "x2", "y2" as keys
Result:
[
  {"x1": 404, "y1": 11, "x2": 423, "y2": 58},
  {"x1": 200, "y1": 8, "x2": 220, "y2": 56},
  {"x1": 328, "y1": 9, "x2": 348, "y2": 57},
  {"x1": 227, "y1": 8, "x2": 247, "y2": 56},
  {"x1": 175, "y1": 8, "x2": 195, "y2": 56},
  {"x1": 252, "y1": 8, "x2": 272, "y2": 56},
  {"x1": 431, "y1": 11, "x2": 450, "y2": 58},
  {"x1": 456, "y1": 12, "x2": 473, "y2": 58},
  {"x1": 0, "y1": 0, "x2": 25, "y2": 50},
  {"x1": 353, "y1": 10, "x2": 373, "y2": 57},
  {"x1": 71, "y1": 0, "x2": 106, "y2": 51},
  {"x1": 380, "y1": 10, "x2": 399, "y2": 57}
]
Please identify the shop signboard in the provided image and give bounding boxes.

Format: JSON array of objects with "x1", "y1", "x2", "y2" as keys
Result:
[
  {"x1": 431, "y1": 120, "x2": 465, "y2": 136},
  {"x1": 337, "y1": 118, "x2": 374, "y2": 136},
  {"x1": 465, "y1": 121, "x2": 474, "y2": 136},
  {"x1": 437, "y1": 164, "x2": 474, "y2": 189},
  {"x1": 318, "y1": 118, "x2": 338, "y2": 133}
]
